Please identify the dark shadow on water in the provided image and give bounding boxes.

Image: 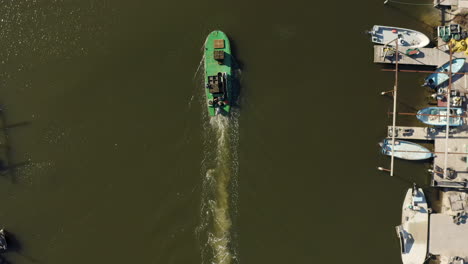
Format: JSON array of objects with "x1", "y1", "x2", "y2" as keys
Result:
[
  {"x1": 0, "y1": 106, "x2": 32, "y2": 184},
  {"x1": 5, "y1": 231, "x2": 41, "y2": 263},
  {"x1": 0, "y1": 161, "x2": 31, "y2": 175},
  {"x1": 5, "y1": 231, "x2": 21, "y2": 252},
  {"x1": 229, "y1": 38, "x2": 243, "y2": 71},
  {"x1": 228, "y1": 38, "x2": 243, "y2": 108},
  {"x1": 385, "y1": 4, "x2": 438, "y2": 42},
  {"x1": 383, "y1": 93, "x2": 421, "y2": 112},
  {"x1": 0, "y1": 256, "x2": 11, "y2": 264},
  {"x1": 0, "y1": 122, "x2": 30, "y2": 131},
  {"x1": 381, "y1": 63, "x2": 436, "y2": 72}
]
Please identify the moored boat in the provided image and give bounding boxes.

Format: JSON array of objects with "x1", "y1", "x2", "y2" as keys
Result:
[
  {"x1": 368, "y1": 25, "x2": 430, "y2": 49},
  {"x1": 423, "y1": 58, "x2": 466, "y2": 88},
  {"x1": 380, "y1": 139, "x2": 433, "y2": 160},
  {"x1": 416, "y1": 107, "x2": 464, "y2": 126},
  {"x1": 395, "y1": 186, "x2": 429, "y2": 264},
  {"x1": 204, "y1": 30, "x2": 233, "y2": 116}
]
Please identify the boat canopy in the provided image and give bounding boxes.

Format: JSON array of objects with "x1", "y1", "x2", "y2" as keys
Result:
[{"x1": 207, "y1": 72, "x2": 227, "y2": 96}]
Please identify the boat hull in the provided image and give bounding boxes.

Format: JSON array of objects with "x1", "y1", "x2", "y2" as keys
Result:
[
  {"x1": 204, "y1": 31, "x2": 232, "y2": 116},
  {"x1": 416, "y1": 107, "x2": 464, "y2": 126},
  {"x1": 369, "y1": 25, "x2": 430, "y2": 49},
  {"x1": 396, "y1": 188, "x2": 429, "y2": 264},
  {"x1": 381, "y1": 139, "x2": 433, "y2": 160},
  {"x1": 424, "y1": 58, "x2": 466, "y2": 88}
]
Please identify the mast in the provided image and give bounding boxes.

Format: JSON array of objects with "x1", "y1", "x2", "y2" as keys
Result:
[{"x1": 390, "y1": 40, "x2": 399, "y2": 176}]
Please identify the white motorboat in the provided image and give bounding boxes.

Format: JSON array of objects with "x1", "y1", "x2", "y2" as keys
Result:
[
  {"x1": 369, "y1": 25, "x2": 430, "y2": 49},
  {"x1": 395, "y1": 186, "x2": 429, "y2": 264}
]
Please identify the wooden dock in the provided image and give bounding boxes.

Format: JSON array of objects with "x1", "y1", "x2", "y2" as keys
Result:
[
  {"x1": 433, "y1": 136, "x2": 468, "y2": 188},
  {"x1": 386, "y1": 125, "x2": 468, "y2": 187},
  {"x1": 373, "y1": 45, "x2": 451, "y2": 66},
  {"x1": 387, "y1": 126, "x2": 468, "y2": 140},
  {"x1": 387, "y1": 126, "x2": 442, "y2": 140}
]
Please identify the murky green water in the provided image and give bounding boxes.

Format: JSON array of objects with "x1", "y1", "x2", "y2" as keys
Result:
[{"x1": 0, "y1": 0, "x2": 440, "y2": 263}]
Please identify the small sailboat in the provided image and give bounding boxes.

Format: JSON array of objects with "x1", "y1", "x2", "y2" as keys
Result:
[
  {"x1": 423, "y1": 58, "x2": 466, "y2": 88},
  {"x1": 368, "y1": 25, "x2": 430, "y2": 49},
  {"x1": 416, "y1": 107, "x2": 464, "y2": 126},
  {"x1": 395, "y1": 185, "x2": 429, "y2": 264},
  {"x1": 380, "y1": 139, "x2": 433, "y2": 160},
  {"x1": 204, "y1": 30, "x2": 233, "y2": 116}
]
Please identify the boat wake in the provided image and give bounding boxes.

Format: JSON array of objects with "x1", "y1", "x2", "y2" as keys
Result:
[{"x1": 197, "y1": 111, "x2": 239, "y2": 264}]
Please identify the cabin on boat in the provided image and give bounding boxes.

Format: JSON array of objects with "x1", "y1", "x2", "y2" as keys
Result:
[{"x1": 207, "y1": 73, "x2": 227, "y2": 98}]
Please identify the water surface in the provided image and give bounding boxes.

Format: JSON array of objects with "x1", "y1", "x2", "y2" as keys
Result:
[{"x1": 0, "y1": 0, "x2": 439, "y2": 263}]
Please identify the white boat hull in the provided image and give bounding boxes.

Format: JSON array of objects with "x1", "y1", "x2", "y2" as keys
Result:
[
  {"x1": 396, "y1": 188, "x2": 429, "y2": 264},
  {"x1": 370, "y1": 25, "x2": 430, "y2": 49}
]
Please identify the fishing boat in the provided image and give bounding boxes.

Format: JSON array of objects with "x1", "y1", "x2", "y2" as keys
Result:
[
  {"x1": 395, "y1": 185, "x2": 429, "y2": 264},
  {"x1": 204, "y1": 30, "x2": 233, "y2": 116},
  {"x1": 368, "y1": 25, "x2": 430, "y2": 49},
  {"x1": 380, "y1": 139, "x2": 433, "y2": 160},
  {"x1": 423, "y1": 58, "x2": 466, "y2": 88},
  {"x1": 416, "y1": 107, "x2": 464, "y2": 126}
]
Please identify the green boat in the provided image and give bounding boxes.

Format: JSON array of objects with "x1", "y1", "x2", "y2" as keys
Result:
[{"x1": 204, "y1": 31, "x2": 232, "y2": 116}]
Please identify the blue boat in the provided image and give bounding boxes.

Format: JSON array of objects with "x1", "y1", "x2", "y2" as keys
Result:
[
  {"x1": 423, "y1": 58, "x2": 466, "y2": 88},
  {"x1": 380, "y1": 139, "x2": 433, "y2": 160},
  {"x1": 416, "y1": 107, "x2": 464, "y2": 126}
]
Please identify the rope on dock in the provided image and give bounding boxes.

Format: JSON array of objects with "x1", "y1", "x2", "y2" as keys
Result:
[{"x1": 384, "y1": 0, "x2": 434, "y2": 5}]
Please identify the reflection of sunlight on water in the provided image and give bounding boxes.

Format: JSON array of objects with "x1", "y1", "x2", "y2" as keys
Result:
[
  {"x1": 198, "y1": 111, "x2": 239, "y2": 264},
  {"x1": 0, "y1": 0, "x2": 113, "y2": 84},
  {"x1": 15, "y1": 159, "x2": 54, "y2": 185}
]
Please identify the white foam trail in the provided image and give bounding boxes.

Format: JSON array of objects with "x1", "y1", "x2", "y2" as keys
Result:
[
  {"x1": 195, "y1": 41, "x2": 240, "y2": 263},
  {"x1": 194, "y1": 53, "x2": 205, "y2": 81},
  {"x1": 209, "y1": 116, "x2": 232, "y2": 264},
  {"x1": 198, "y1": 112, "x2": 239, "y2": 264}
]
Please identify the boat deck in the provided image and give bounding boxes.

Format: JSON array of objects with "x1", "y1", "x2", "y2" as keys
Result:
[
  {"x1": 386, "y1": 126, "x2": 468, "y2": 140},
  {"x1": 433, "y1": 136, "x2": 468, "y2": 188},
  {"x1": 388, "y1": 126, "x2": 438, "y2": 140},
  {"x1": 429, "y1": 213, "x2": 468, "y2": 257},
  {"x1": 399, "y1": 188, "x2": 429, "y2": 264},
  {"x1": 386, "y1": 124, "x2": 468, "y2": 187},
  {"x1": 434, "y1": 0, "x2": 458, "y2": 7},
  {"x1": 373, "y1": 46, "x2": 451, "y2": 66}
]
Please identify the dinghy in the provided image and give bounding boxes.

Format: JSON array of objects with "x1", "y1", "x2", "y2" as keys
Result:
[
  {"x1": 423, "y1": 58, "x2": 466, "y2": 88},
  {"x1": 380, "y1": 139, "x2": 433, "y2": 160},
  {"x1": 369, "y1": 25, "x2": 430, "y2": 49},
  {"x1": 416, "y1": 107, "x2": 464, "y2": 126},
  {"x1": 395, "y1": 186, "x2": 429, "y2": 264}
]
